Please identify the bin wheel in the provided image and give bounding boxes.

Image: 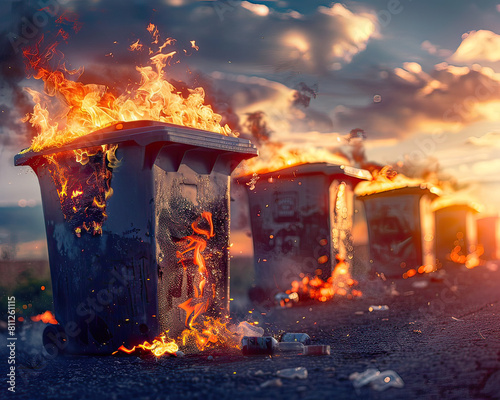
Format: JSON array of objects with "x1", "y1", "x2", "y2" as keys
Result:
[{"x1": 42, "y1": 324, "x2": 68, "y2": 357}]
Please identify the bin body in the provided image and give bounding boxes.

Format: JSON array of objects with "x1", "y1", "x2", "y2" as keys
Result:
[
  {"x1": 358, "y1": 187, "x2": 437, "y2": 278},
  {"x1": 435, "y1": 205, "x2": 478, "y2": 264},
  {"x1": 241, "y1": 163, "x2": 370, "y2": 293},
  {"x1": 477, "y1": 216, "x2": 500, "y2": 261},
  {"x1": 15, "y1": 121, "x2": 257, "y2": 354}
]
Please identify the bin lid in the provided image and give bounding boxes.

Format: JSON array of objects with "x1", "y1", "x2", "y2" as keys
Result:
[
  {"x1": 237, "y1": 162, "x2": 371, "y2": 183},
  {"x1": 15, "y1": 121, "x2": 258, "y2": 166},
  {"x1": 432, "y1": 201, "x2": 482, "y2": 213},
  {"x1": 356, "y1": 185, "x2": 440, "y2": 200}
]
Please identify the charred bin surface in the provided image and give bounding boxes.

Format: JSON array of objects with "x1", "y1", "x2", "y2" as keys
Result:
[
  {"x1": 14, "y1": 121, "x2": 257, "y2": 354},
  {"x1": 239, "y1": 163, "x2": 370, "y2": 295},
  {"x1": 434, "y1": 204, "x2": 479, "y2": 265},
  {"x1": 358, "y1": 187, "x2": 438, "y2": 278}
]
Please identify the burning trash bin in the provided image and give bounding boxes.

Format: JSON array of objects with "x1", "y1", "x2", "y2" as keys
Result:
[
  {"x1": 14, "y1": 121, "x2": 257, "y2": 354},
  {"x1": 238, "y1": 162, "x2": 371, "y2": 295},
  {"x1": 434, "y1": 203, "x2": 480, "y2": 267},
  {"x1": 357, "y1": 186, "x2": 439, "y2": 279}
]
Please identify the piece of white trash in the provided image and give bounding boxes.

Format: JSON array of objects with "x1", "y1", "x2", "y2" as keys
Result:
[
  {"x1": 349, "y1": 368, "x2": 380, "y2": 388},
  {"x1": 276, "y1": 367, "x2": 308, "y2": 379},
  {"x1": 370, "y1": 370, "x2": 405, "y2": 391}
]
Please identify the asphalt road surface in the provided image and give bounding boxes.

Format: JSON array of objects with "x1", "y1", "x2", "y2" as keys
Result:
[{"x1": 2, "y1": 262, "x2": 500, "y2": 400}]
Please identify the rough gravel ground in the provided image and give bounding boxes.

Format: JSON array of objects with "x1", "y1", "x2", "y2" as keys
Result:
[{"x1": 2, "y1": 262, "x2": 500, "y2": 400}]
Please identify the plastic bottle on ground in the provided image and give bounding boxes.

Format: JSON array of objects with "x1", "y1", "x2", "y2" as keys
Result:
[
  {"x1": 277, "y1": 341, "x2": 305, "y2": 354},
  {"x1": 241, "y1": 336, "x2": 278, "y2": 356},
  {"x1": 303, "y1": 345, "x2": 331, "y2": 356}
]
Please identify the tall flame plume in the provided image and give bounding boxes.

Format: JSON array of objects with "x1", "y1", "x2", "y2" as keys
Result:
[{"x1": 22, "y1": 24, "x2": 235, "y2": 154}]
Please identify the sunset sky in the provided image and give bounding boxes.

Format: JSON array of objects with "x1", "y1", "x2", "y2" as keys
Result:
[{"x1": 1, "y1": 0, "x2": 499, "y2": 215}]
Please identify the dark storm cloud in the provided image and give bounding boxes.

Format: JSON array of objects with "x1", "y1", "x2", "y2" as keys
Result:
[
  {"x1": 44, "y1": 0, "x2": 379, "y2": 76},
  {"x1": 0, "y1": 0, "x2": 80, "y2": 148}
]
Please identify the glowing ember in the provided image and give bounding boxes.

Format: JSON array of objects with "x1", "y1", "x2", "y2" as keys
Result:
[
  {"x1": 402, "y1": 264, "x2": 436, "y2": 279},
  {"x1": 22, "y1": 24, "x2": 235, "y2": 154},
  {"x1": 286, "y1": 257, "x2": 362, "y2": 302},
  {"x1": 30, "y1": 310, "x2": 58, "y2": 324},
  {"x1": 355, "y1": 166, "x2": 441, "y2": 196},
  {"x1": 449, "y1": 235, "x2": 484, "y2": 269}
]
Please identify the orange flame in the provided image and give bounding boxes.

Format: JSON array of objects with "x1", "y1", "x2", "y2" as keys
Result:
[
  {"x1": 112, "y1": 333, "x2": 179, "y2": 357},
  {"x1": 176, "y1": 213, "x2": 240, "y2": 351},
  {"x1": 30, "y1": 310, "x2": 58, "y2": 324},
  {"x1": 179, "y1": 316, "x2": 240, "y2": 352},
  {"x1": 355, "y1": 165, "x2": 441, "y2": 196},
  {"x1": 176, "y1": 211, "x2": 215, "y2": 317},
  {"x1": 114, "y1": 212, "x2": 242, "y2": 357},
  {"x1": 129, "y1": 39, "x2": 143, "y2": 51},
  {"x1": 22, "y1": 25, "x2": 235, "y2": 155},
  {"x1": 286, "y1": 258, "x2": 362, "y2": 302},
  {"x1": 238, "y1": 142, "x2": 350, "y2": 176}
]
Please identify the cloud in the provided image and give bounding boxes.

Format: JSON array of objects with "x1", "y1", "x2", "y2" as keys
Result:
[
  {"x1": 450, "y1": 30, "x2": 500, "y2": 63},
  {"x1": 191, "y1": 2, "x2": 379, "y2": 74},
  {"x1": 335, "y1": 62, "x2": 500, "y2": 138},
  {"x1": 466, "y1": 132, "x2": 500, "y2": 148},
  {"x1": 421, "y1": 40, "x2": 452, "y2": 58},
  {"x1": 210, "y1": 71, "x2": 334, "y2": 137},
  {"x1": 240, "y1": 1, "x2": 270, "y2": 17}
]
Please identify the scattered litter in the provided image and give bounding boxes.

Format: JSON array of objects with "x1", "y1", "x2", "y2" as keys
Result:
[
  {"x1": 241, "y1": 336, "x2": 278, "y2": 356},
  {"x1": 349, "y1": 368, "x2": 380, "y2": 388},
  {"x1": 412, "y1": 280, "x2": 429, "y2": 289},
  {"x1": 260, "y1": 378, "x2": 283, "y2": 388},
  {"x1": 175, "y1": 351, "x2": 185, "y2": 357},
  {"x1": 370, "y1": 370, "x2": 405, "y2": 391},
  {"x1": 303, "y1": 345, "x2": 330, "y2": 356},
  {"x1": 277, "y1": 342, "x2": 304, "y2": 354},
  {"x1": 277, "y1": 367, "x2": 308, "y2": 380},
  {"x1": 451, "y1": 317, "x2": 463, "y2": 321},
  {"x1": 275, "y1": 292, "x2": 299, "y2": 308},
  {"x1": 354, "y1": 311, "x2": 364, "y2": 316},
  {"x1": 235, "y1": 321, "x2": 264, "y2": 338},
  {"x1": 350, "y1": 369, "x2": 404, "y2": 391},
  {"x1": 403, "y1": 291, "x2": 415, "y2": 296},
  {"x1": 254, "y1": 370, "x2": 265, "y2": 376},
  {"x1": 280, "y1": 333, "x2": 311, "y2": 345},
  {"x1": 368, "y1": 305, "x2": 389, "y2": 312}
]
